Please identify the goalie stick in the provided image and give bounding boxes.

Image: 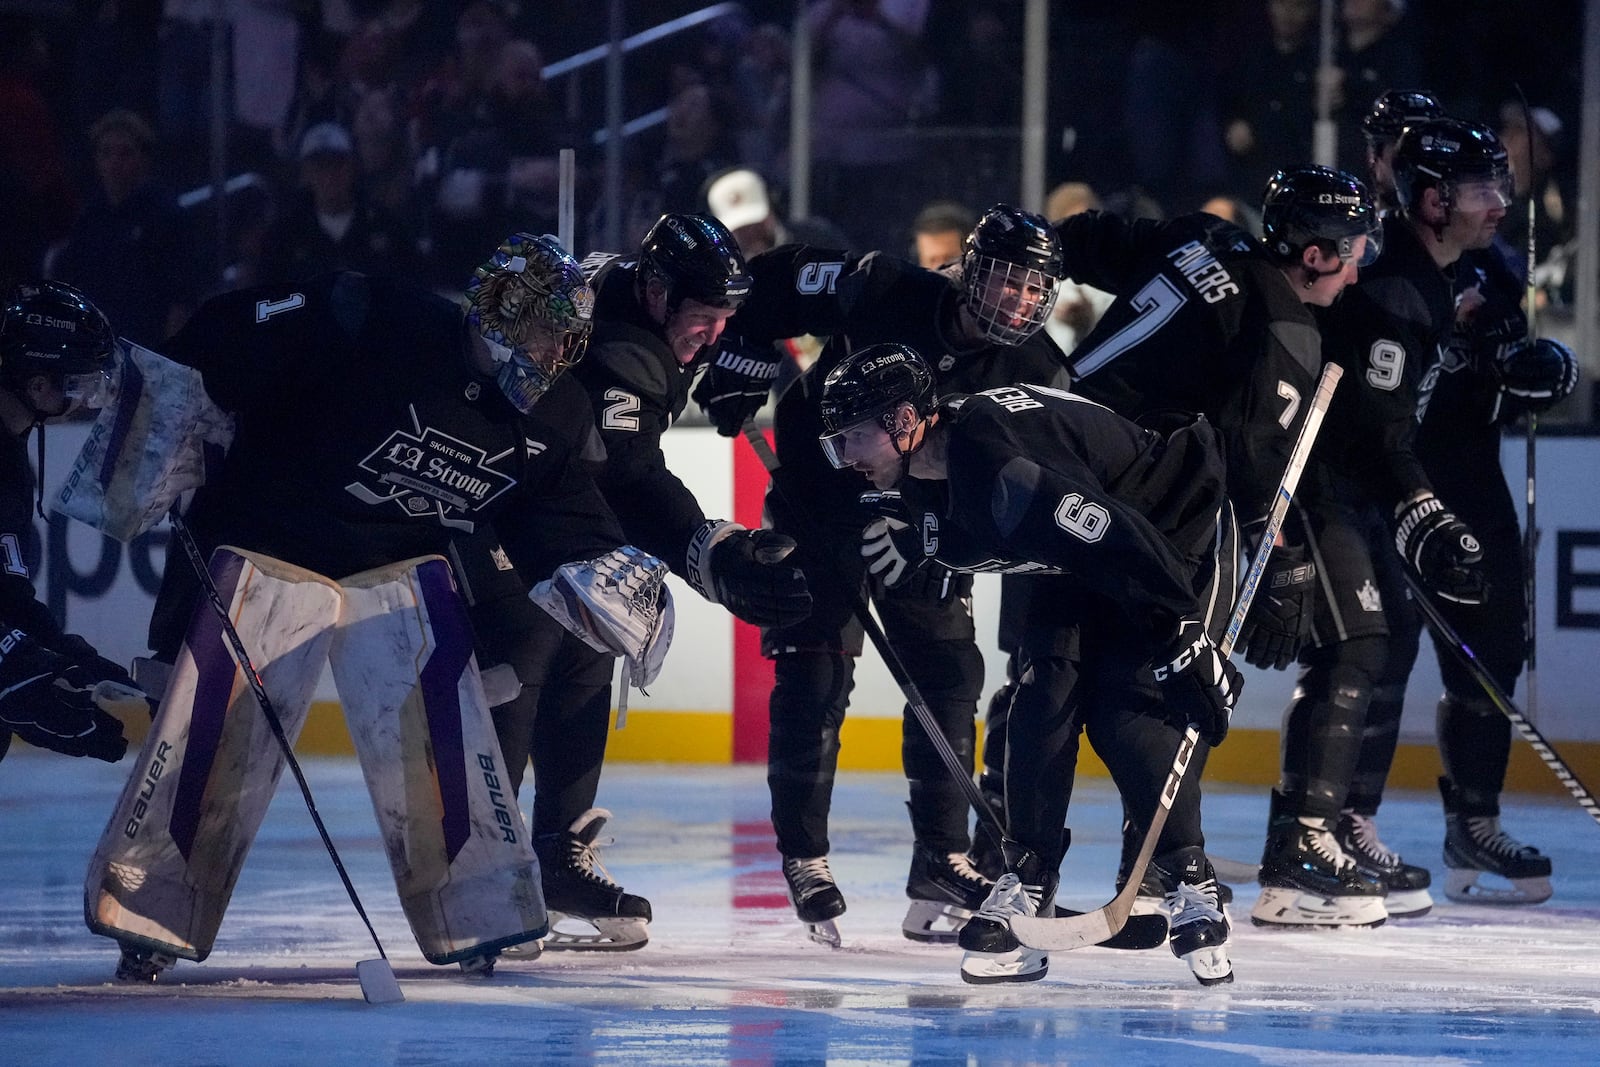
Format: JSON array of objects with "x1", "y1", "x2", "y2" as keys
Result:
[
  {"x1": 1402, "y1": 566, "x2": 1600, "y2": 831},
  {"x1": 1010, "y1": 361, "x2": 1343, "y2": 953},
  {"x1": 740, "y1": 423, "x2": 1169, "y2": 951},
  {"x1": 170, "y1": 515, "x2": 404, "y2": 1004}
]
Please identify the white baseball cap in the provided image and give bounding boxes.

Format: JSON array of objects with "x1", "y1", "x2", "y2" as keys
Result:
[{"x1": 706, "y1": 169, "x2": 772, "y2": 231}]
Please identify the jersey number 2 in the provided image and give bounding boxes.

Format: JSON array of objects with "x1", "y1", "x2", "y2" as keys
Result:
[{"x1": 602, "y1": 388, "x2": 640, "y2": 430}]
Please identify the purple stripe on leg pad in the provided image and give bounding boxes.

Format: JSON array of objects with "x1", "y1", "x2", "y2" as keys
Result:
[{"x1": 417, "y1": 560, "x2": 475, "y2": 863}]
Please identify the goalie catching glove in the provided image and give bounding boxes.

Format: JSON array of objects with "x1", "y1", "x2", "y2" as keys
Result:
[
  {"x1": 687, "y1": 520, "x2": 812, "y2": 627},
  {"x1": 1394, "y1": 492, "x2": 1485, "y2": 605},
  {"x1": 692, "y1": 336, "x2": 786, "y2": 437},
  {"x1": 1236, "y1": 543, "x2": 1317, "y2": 671},
  {"x1": 1151, "y1": 618, "x2": 1242, "y2": 748},
  {"x1": 531, "y1": 546, "x2": 675, "y2": 690},
  {"x1": 0, "y1": 628, "x2": 132, "y2": 762}
]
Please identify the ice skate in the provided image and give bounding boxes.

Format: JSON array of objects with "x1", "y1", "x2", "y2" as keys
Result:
[
  {"x1": 969, "y1": 773, "x2": 1008, "y2": 881},
  {"x1": 958, "y1": 865, "x2": 1054, "y2": 984},
  {"x1": 1439, "y1": 779, "x2": 1552, "y2": 904},
  {"x1": 534, "y1": 808, "x2": 652, "y2": 951},
  {"x1": 902, "y1": 843, "x2": 993, "y2": 943},
  {"x1": 782, "y1": 855, "x2": 846, "y2": 947},
  {"x1": 1156, "y1": 847, "x2": 1232, "y2": 985},
  {"x1": 457, "y1": 950, "x2": 498, "y2": 978},
  {"x1": 1119, "y1": 817, "x2": 1174, "y2": 931},
  {"x1": 114, "y1": 944, "x2": 175, "y2": 983},
  {"x1": 1251, "y1": 796, "x2": 1386, "y2": 928},
  {"x1": 1336, "y1": 810, "x2": 1434, "y2": 918}
]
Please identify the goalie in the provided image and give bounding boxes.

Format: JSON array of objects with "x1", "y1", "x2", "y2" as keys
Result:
[{"x1": 71, "y1": 235, "x2": 674, "y2": 982}]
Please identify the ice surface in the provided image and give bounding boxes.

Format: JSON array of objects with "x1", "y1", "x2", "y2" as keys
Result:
[{"x1": 3, "y1": 756, "x2": 1598, "y2": 1065}]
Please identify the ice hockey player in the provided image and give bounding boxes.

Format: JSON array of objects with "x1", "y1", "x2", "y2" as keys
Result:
[
  {"x1": 0, "y1": 280, "x2": 141, "y2": 766},
  {"x1": 474, "y1": 214, "x2": 810, "y2": 952},
  {"x1": 1360, "y1": 90, "x2": 1445, "y2": 213},
  {"x1": 1031, "y1": 164, "x2": 1378, "y2": 910},
  {"x1": 706, "y1": 205, "x2": 1071, "y2": 946},
  {"x1": 816, "y1": 343, "x2": 1242, "y2": 986},
  {"x1": 1253, "y1": 117, "x2": 1511, "y2": 928},
  {"x1": 109, "y1": 234, "x2": 671, "y2": 981},
  {"x1": 1353, "y1": 93, "x2": 1574, "y2": 904}
]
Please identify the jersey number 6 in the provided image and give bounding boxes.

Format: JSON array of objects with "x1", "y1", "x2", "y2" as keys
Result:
[{"x1": 1055, "y1": 493, "x2": 1110, "y2": 543}]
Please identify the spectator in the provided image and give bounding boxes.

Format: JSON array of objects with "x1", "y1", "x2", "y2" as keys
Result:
[
  {"x1": 255, "y1": 122, "x2": 416, "y2": 285},
  {"x1": 49, "y1": 109, "x2": 196, "y2": 347},
  {"x1": 0, "y1": 17, "x2": 77, "y2": 290},
  {"x1": 1042, "y1": 181, "x2": 1114, "y2": 352},
  {"x1": 1334, "y1": 0, "x2": 1423, "y2": 173},
  {"x1": 908, "y1": 199, "x2": 974, "y2": 269},
  {"x1": 1221, "y1": 0, "x2": 1323, "y2": 200}
]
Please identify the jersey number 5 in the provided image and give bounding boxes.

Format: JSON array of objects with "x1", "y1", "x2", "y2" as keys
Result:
[{"x1": 255, "y1": 294, "x2": 306, "y2": 322}]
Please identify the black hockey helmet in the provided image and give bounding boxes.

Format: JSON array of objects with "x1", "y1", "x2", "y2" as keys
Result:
[
  {"x1": 638, "y1": 213, "x2": 753, "y2": 313},
  {"x1": 1392, "y1": 117, "x2": 1512, "y2": 218},
  {"x1": 1361, "y1": 89, "x2": 1445, "y2": 150},
  {"x1": 819, "y1": 343, "x2": 936, "y2": 467},
  {"x1": 1261, "y1": 165, "x2": 1383, "y2": 267},
  {"x1": 0, "y1": 280, "x2": 115, "y2": 402},
  {"x1": 961, "y1": 204, "x2": 1063, "y2": 345}
]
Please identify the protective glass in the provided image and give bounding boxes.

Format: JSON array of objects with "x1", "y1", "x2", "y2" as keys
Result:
[
  {"x1": 1337, "y1": 225, "x2": 1383, "y2": 268},
  {"x1": 62, "y1": 369, "x2": 112, "y2": 409},
  {"x1": 965, "y1": 256, "x2": 1060, "y2": 346}
]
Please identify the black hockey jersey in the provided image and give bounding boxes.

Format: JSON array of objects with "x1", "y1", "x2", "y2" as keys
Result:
[
  {"x1": 900, "y1": 384, "x2": 1227, "y2": 641},
  {"x1": 1055, "y1": 211, "x2": 1322, "y2": 527},
  {"x1": 164, "y1": 270, "x2": 623, "y2": 586},
  {"x1": 571, "y1": 255, "x2": 714, "y2": 576},
  {"x1": 0, "y1": 426, "x2": 66, "y2": 644},
  {"x1": 1311, "y1": 216, "x2": 1456, "y2": 507}
]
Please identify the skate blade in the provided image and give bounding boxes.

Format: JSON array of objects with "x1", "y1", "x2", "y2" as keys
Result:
[
  {"x1": 902, "y1": 899, "x2": 973, "y2": 943},
  {"x1": 803, "y1": 919, "x2": 843, "y2": 948},
  {"x1": 1444, "y1": 868, "x2": 1553, "y2": 905},
  {"x1": 1382, "y1": 887, "x2": 1434, "y2": 918},
  {"x1": 457, "y1": 952, "x2": 498, "y2": 978},
  {"x1": 114, "y1": 949, "x2": 176, "y2": 984},
  {"x1": 356, "y1": 959, "x2": 405, "y2": 1004},
  {"x1": 1180, "y1": 944, "x2": 1233, "y2": 986},
  {"x1": 541, "y1": 913, "x2": 650, "y2": 951},
  {"x1": 959, "y1": 949, "x2": 1048, "y2": 984},
  {"x1": 1249, "y1": 886, "x2": 1388, "y2": 927},
  {"x1": 500, "y1": 939, "x2": 544, "y2": 959}
]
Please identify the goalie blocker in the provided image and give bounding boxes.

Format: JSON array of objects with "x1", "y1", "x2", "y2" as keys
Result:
[{"x1": 86, "y1": 548, "x2": 546, "y2": 970}]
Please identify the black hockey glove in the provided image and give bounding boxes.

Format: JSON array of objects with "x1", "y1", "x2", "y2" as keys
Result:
[
  {"x1": 692, "y1": 336, "x2": 786, "y2": 437},
  {"x1": 687, "y1": 520, "x2": 812, "y2": 627},
  {"x1": 1236, "y1": 546, "x2": 1317, "y2": 671},
  {"x1": 0, "y1": 629, "x2": 129, "y2": 762},
  {"x1": 1394, "y1": 492, "x2": 1485, "y2": 605},
  {"x1": 1496, "y1": 338, "x2": 1579, "y2": 416},
  {"x1": 1151, "y1": 618, "x2": 1243, "y2": 748},
  {"x1": 858, "y1": 489, "x2": 937, "y2": 590}
]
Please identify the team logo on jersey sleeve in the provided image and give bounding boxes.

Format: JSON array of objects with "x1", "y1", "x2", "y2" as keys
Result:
[{"x1": 345, "y1": 412, "x2": 514, "y2": 530}]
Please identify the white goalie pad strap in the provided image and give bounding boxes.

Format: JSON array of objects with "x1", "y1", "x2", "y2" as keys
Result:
[
  {"x1": 54, "y1": 339, "x2": 236, "y2": 543},
  {"x1": 84, "y1": 547, "x2": 342, "y2": 961},
  {"x1": 530, "y1": 545, "x2": 675, "y2": 689},
  {"x1": 684, "y1": 518, "x2": 745, "y2": 603},
  {"x1": 331, "y1": 555, "x2": 545, "y2": 963}
]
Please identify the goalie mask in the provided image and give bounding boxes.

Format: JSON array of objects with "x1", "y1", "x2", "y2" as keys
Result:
[
  {"x1": 1392, "y1": 118, "x2": 1512, "y2": 220},
  {"x1": 1262, "y1": 165, "x2": 1383, "y2": 268},
  {"x1": 818, "y1": 343, "x2": 936, "y2": 471},
  {"x1": 0, "y1": 279, "x2": 115, "y2": 411},
  {"x1": 961, "y1": 204, "x2": 1063, "y2": 346},
  {"x1": 463, "y1": 233, "x2": 595, "y2": 413}
]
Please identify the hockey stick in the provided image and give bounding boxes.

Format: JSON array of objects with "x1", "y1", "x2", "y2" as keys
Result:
[
  {"x1": 1401, "y1": 567, "x2": 1600, "y2": 830},
  {"x1": 1011, "y1": 361, "x2": 1343, "y2": 952},
  {"x1": 1515, "y1": 85, "x2": 1541, "y2": 721},
  {"x1": 169, "y1": 515, "x2": 404, "y2": 1004}
]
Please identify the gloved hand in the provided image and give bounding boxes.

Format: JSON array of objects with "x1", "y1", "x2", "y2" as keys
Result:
[
  {"x1": 858, "y1": 489, "x2": 932, "y2": 590},
  {"x1": 1151, "y1": 618, "x2": 1243, "y2": 748},
  {"x1": 1394, "y1": 492, "x2": 1485, "y2": 605},
  {"x1": 691, "y1": 336, "x2": 787, "y2": 436},
  {"x1": 687, "y1": 520, "x2": 812, "y2": 627},
  {"x1": 1496, "y1": 337, "x2": 1579, "y2": 415},
  {"x1": 0, "y1": 629, "x2": 129, "y2": 762},
  {"x1": 1236, "y1": 546, "x2": 1317, "y2": 671}
]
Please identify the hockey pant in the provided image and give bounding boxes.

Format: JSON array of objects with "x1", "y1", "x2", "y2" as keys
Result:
[
  {"x1": 85, "y1": 548, "x2": 545, "y2": 965},
  {"x1": 1279, "y1": 497, "x2": 1393, "y2": 822},
  {"x1": 475, "y1": 589, "x2": 615, "y2": 836},
  {"x1": 1354, "y1": 514, "x2": 1525, "y2": 814}
]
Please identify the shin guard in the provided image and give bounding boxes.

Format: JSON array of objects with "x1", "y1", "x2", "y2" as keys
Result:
[
  {"x1": 84, "y1": 547, "x2": 342, "y2": 961},
  {"x1": 332, "y1": 556, "x2": 546, "y2": 964}
]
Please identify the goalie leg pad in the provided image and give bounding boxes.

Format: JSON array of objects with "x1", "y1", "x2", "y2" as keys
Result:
[
  {"x1": 332, "y1": 555, "x2": 546, "y2": 965},
  {"x1": 84, "y1": 547, "x2": 342, "y2": 961}
]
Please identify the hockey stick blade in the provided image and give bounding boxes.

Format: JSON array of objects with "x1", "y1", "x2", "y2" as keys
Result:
[
  {"x1": 357, "y1": 958, "x2": 405, "y2": 1004},
  {"x1": 1048, "y1": 908, "x2": 1171, "y2": 950}
]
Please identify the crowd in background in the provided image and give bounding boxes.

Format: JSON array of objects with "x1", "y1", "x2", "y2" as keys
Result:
[{"x1": 0, "y1": 0, "x2": 1586, "y2": 410}]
